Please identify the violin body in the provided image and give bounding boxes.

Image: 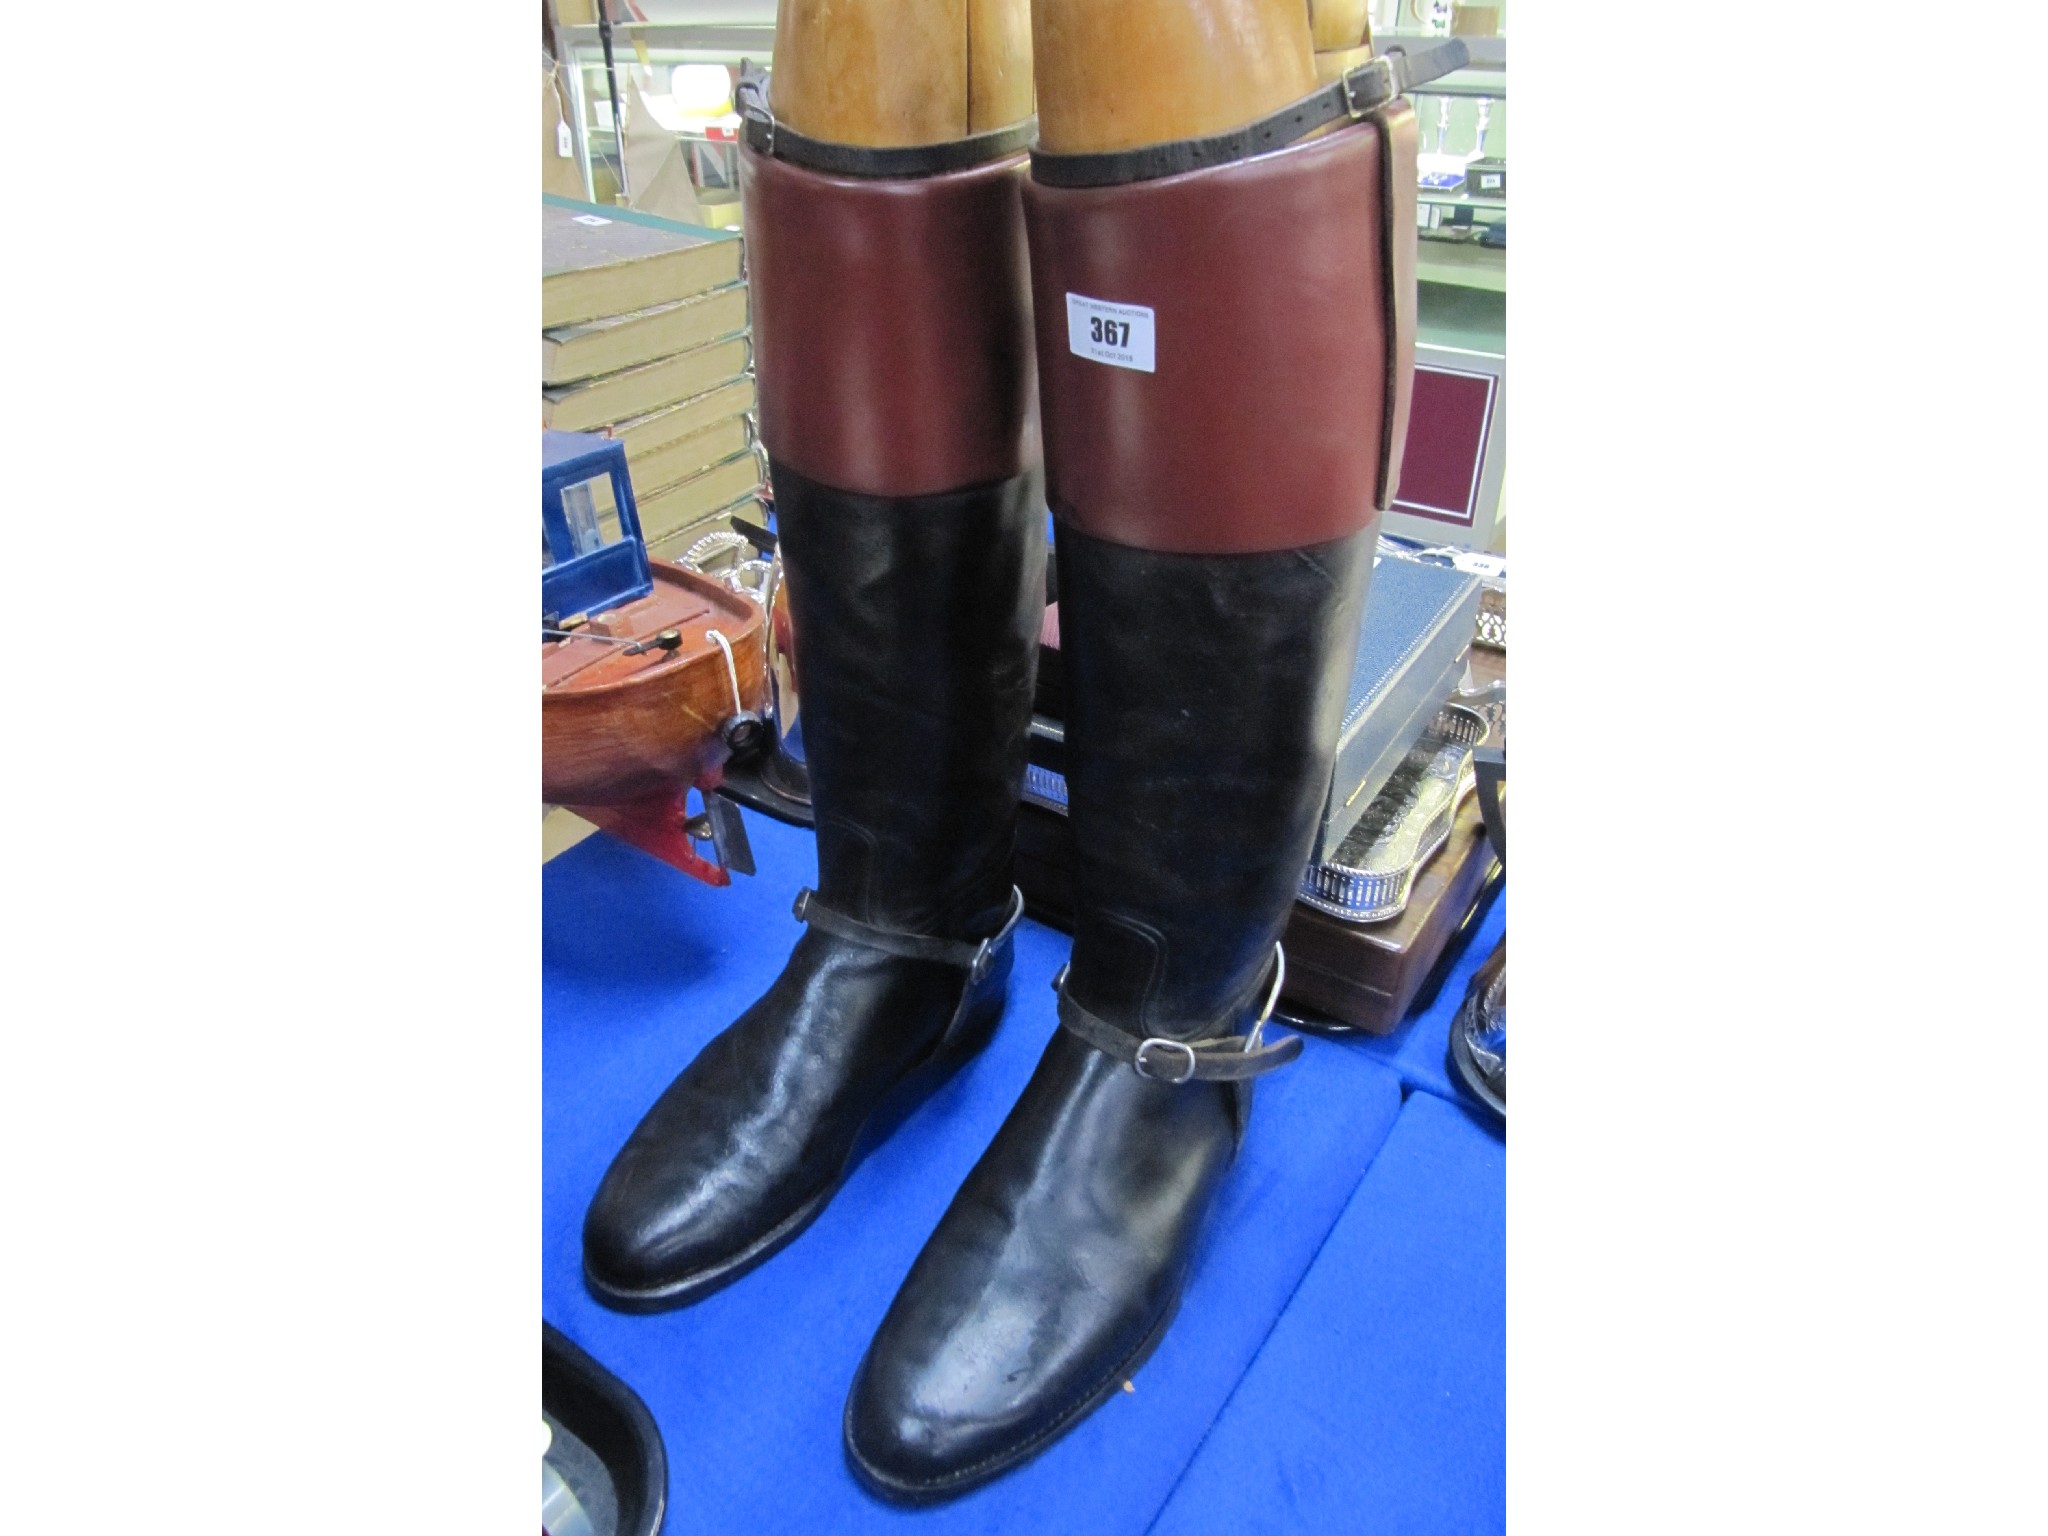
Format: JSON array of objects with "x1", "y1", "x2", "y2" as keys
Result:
[{"x1": 541, "y1": 560, "x2": 768, "y2": 807}]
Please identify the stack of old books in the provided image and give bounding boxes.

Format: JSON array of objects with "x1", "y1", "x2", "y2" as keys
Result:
[{"x1": 542, "y1": 194, "x2": 764, "y2": 561}]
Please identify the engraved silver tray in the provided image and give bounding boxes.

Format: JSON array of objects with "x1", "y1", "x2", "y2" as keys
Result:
[{"x1": 1296, "y1": 701, "x2": 1490, "y2": 924}]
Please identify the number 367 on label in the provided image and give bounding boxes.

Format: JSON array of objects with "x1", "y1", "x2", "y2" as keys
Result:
[{"x1": 1066, "y1": 293, "x2": 1156, "y2": 374}]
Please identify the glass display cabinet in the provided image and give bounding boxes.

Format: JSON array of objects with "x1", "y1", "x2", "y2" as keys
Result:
[
  {"x1": 548, "y1": 1, "x2": 777, "y2": 229},
  {"x1": 1376, "y1": 11, "x2": 1506, "y2": 551}
]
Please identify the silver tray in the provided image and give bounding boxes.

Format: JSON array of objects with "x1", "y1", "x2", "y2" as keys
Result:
[{"x1": 1296, "y1": 701, "x2": 1490, "y2": 924}]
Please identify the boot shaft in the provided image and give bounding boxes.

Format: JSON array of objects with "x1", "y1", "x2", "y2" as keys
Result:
[
  {"x1": 1054, "y1": 524, "x2": 1373, "y2": 1037},
  {"x1": 740, "y1": 146, "x2": 1038, "y2": 503},
  {"x1": 741, "y1": 82, "x2": 1045, "y2": 943},
  {"x1": 1022, "y1": 110, "x2": 1416, "y2": 550},
  {"x1": 774, "y1": 463, "x2": 1044, "y2": 940},
  {"x1": 1023, "y1": 54, "x2": 1419, "y2": 1035}
]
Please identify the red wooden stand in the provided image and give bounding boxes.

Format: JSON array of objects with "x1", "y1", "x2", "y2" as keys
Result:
[{"x1": 569, "y1": 773, "x2": 733, "y2": 887}]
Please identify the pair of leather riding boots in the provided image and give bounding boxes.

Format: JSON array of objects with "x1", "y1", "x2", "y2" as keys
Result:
[{"x1": 581, "y1": 51, "x2": 1420, "y2": 1509}]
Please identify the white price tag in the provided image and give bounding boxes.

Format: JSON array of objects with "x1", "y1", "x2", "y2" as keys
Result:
[
  {"x1": 572, "y1": 214, "x2": 611, "y2": 226},
  {"x1": 556, "y1": 120, "x2": 573, "y2": 158},
  {"x1": 1065, "y1": 293, "x2": 1155, "y2": 374}
]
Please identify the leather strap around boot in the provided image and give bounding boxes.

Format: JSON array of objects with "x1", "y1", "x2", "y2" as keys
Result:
[
  {"x1": 738, "y1": 70, "x2": 1036, "y2": 179},
  {"x1": 794, "y1": 886, "x2": 1024, "y2": 990},
  {"x1": 1053, "y1": 945, "x2": 1301, "y2": 1084},
  {"x1": 1028, "y1": 40, "x2": 1467, "y2": 188}
]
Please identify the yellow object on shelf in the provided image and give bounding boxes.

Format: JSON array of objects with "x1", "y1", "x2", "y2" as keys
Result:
[{"x1": 695, "y1": 194, "x2": 742, "y2": 231}]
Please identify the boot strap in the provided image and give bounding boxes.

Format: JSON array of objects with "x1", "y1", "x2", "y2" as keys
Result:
[
  {"x1": 793, "y1": 886, "x2": 1024, "y2": 988},
  {"x1": 1054, "y1": 945, "x2": 1301, "y2": 1084},
  {"x1": 737, "y1": 69, "x2": 1036, "y2": 180},
  {"x1": 1028, "y1": 41, "x2": 1468, "y2": 189}
]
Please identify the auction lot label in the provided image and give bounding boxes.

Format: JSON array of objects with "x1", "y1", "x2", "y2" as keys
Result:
[{"x1": 1065, "y1": 293, "x2": 1155, "y2": 374}]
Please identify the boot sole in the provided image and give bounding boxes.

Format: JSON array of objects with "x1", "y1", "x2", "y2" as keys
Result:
[
  {"x1": 843, "y1": 1290, "x2": 1184, "y2": 1506},
  {"x1": 583, "y1": 990, "x2": 1006, "y2": 1315}
]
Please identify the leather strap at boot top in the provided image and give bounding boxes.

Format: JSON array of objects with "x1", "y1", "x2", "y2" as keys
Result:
[
  {"x1": 737, "y1": 71, "x2": 1035, "y2": 179},
  {"x1": 1053, "y1": 948, "x2": 1302, "y2": 1084},
  {"x1": 793, "y1": 886, "x2": 1024, "y2": 988},
  {"x1": 1028, "y1": 40, "x2": 1468, "y2": 188}
]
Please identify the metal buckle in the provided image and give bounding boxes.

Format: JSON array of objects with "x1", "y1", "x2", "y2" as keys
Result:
[
  {"x1": 1342, "y1": 57, "x2": 1396, "y2": 120},
  {"x1": 970, "y1": 887, "x2": 1025, "y2": 986},
  {"x1": 791, "y1": 887, "x2": 812, "y2": 922},
  {"x1": 736, "y1": 72, "x2": 774, "y2": 154},
  {"x1": 1134, "y1": 1037, "x2": 1199, "y2": 1085},
  {"x1": 993, "y1": 887, "x2": 1025, "y2": 946},
  {"x1": 1245, "y1": 944, "x2": 1286, "y2": 1053}
]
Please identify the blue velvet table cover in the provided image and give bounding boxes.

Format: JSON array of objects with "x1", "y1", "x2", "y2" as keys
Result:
[
  {"x1": 544, "y1": 807, "x2": 1504, "y2": 1533},
  {"x1": 1152, "y1": 1093, "x2": 1506, "y2": 1534}
]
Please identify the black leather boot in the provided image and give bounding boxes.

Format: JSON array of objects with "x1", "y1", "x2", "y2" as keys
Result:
[
  {"x1": 843, "y1": 525, "x2": 1373, "y2": 1498},
  {"x1": 581, "y1": 462, "x2": 1043, "y2": 1310},
  {"x1": 583, "y1": 87, "x2": 1044, "y2": 1309},
  {"x1": 844, "y1": 23, "x2": 1431, "y2": 1494}
]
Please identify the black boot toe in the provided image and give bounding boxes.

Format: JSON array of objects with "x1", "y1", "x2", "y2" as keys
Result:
[
  {"x1": 844, "y1": 1031, "x2": 1234, "y2": 1502},
  {"x1": 580, "y1": 1127, "x2": 793, "y2": 1307},
  {"x1": 581, "y1": 932, "x2": 988, "y2": 1310}
]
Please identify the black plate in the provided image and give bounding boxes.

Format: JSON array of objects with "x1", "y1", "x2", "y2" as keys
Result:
[{"x1": 543, "y1": 1322, "x2": 666, "y2": 1536}]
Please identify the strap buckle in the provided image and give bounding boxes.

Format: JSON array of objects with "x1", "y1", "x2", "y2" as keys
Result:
[
  {"x1": 1244, "y1": 943, "x2": 1286, "y2": 1053},
  {"x1": 792, "y1": 884, "x2": 1022, "y2": 985},
  {"x1": 735, "y1": 70, "x2": 774, "y2": 154},
  {"x1": 969, "y1": 887, "x2": 1026, "y2": 986},
  {"x1": 1134, "y1": 1037, "x2": 1199, "y2": 1085},
  {"x1": 1342, "y1": 56, "x2": 1398, "y2": 120},
  {"x1": 1055, "y1": 944, "x2": 1291, "y2": 1085}
]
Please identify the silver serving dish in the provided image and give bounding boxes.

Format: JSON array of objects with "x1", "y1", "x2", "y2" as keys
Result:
[
  {"x1": 1297, "y1": 701, "x2": 1489, "y2": 924},
  {"x1": 1454, "y1": 675, "x2": 1507, "y2": 743},
  {"x1": 677, "y1": 525, "x2": 773, "y2": 601},
  {"x1": 1475, "y1": 588, "x2": 1506, "y2": 649}
]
